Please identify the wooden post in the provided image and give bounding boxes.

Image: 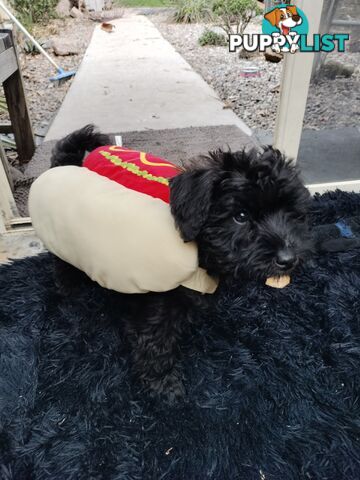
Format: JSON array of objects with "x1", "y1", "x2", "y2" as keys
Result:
[
  {"x1": 2, "y1": 29, "x2": 35, "y2": 163},
  {"x1": 0, "y1": 138, "x2": 13, "y2": 190},
  {"x1": 0, "y1": 144, "x2": 18, "y2": 232},
  {"x1": 0, "y1": 0, "x2": 10, "y2": 24}
]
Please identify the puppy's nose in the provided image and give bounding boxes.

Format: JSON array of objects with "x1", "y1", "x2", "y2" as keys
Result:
[
  {"x1": 276, "y1": 248, "x2": 298, "y2": 270},
  {"x1": 292, "y1": 14, "x2": 300, "y2": 22}
]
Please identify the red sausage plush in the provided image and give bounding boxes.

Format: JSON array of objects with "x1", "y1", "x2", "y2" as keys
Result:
[{"x1": 83, "y1": 146, "x2": 181, "y2": 204}]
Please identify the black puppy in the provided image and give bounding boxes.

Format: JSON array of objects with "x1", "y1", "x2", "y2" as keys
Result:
[{"x1": 51, "y1": 125, "x2": 311, "y2": 402}]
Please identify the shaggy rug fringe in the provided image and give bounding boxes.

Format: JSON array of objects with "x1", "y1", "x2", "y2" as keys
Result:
[{"x1": 1, "y1": 191, "x2": 360, "y2": 479}]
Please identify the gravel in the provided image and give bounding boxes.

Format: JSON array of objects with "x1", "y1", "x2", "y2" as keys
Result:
[
  {"x1": 152, "y1": 14, "x2": 282, "y2": 132},
  {"x1": 151, "y1": 12, "x2": 360, "y2": 132},
  {"x1": 0, "y1": 17, "x2": 95, "y2": 136}
]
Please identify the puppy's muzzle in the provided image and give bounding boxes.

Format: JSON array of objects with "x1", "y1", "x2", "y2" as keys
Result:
[{"x1": 275, "y1": 248, "x2": 298, "y2": 271}]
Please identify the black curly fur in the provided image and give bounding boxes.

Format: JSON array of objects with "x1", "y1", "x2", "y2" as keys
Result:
[
  {"x1": 50, "y1": 125, "x2": 312, "y2": 402},
  {"x1": 170, "y1": 147, "x2": 312, "y2": 280},
  {"x1": 50, "y1": 124, "x2": 111, "y2": 168}
]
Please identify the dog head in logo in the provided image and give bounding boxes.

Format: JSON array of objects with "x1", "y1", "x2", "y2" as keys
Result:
[{"x1": 264, "y1": 5, "x2": 302, "y2": 35}]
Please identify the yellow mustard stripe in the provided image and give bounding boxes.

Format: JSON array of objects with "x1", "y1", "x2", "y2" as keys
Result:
[
  {"x1": 99, "y1": 150, "x2": 169, "y2": 186},
  {"x1": 109, "y1": 146, "x2": 137, "y2": 153},
  {"x1": 139, "y1": 151, "x2": 177, "y2": 168},
  {"x1": 109, "y1": 146, "x2": 176, "y2": 168}
]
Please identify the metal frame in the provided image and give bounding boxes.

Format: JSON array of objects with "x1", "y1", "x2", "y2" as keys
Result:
[
  {"x1": 312, "y1": 0, "x2": 339, "y2": 80},
  {"x1": 307, "y1": 180, "x2": 360, "y2": 195}
]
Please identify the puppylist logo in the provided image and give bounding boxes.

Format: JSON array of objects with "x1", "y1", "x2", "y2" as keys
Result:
[{"x1": 229, "y1": 3, "x2": 349, "y2": 55}]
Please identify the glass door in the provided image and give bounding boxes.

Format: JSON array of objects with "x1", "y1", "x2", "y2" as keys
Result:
[{"x1": 273, "y1": 0, "x2": 360, "y2": 194}]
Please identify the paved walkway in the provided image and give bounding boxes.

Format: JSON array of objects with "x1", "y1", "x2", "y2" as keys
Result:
[{"x1": 46, "y1": 14, "x2": 252, "y2": 140}]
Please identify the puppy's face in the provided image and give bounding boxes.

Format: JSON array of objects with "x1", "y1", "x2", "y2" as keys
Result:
[{"x1": 170, "y1": 148, "x2": 311, "y2": 282}]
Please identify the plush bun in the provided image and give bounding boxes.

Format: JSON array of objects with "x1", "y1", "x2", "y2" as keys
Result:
[{"x1": 29, "y1": 166, "x2": 218, "y2": 294}]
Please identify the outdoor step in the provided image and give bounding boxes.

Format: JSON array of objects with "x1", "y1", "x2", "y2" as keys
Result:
[{"x1": 21, "y1": 125, "x2": 256, "y2": 217}]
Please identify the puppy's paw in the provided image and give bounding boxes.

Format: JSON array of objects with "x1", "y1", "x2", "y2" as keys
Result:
[
  {"x1": 148, "y1": 372, "x2": 186, "y2": 404},
  {"x1": 53, "y1": 258, "x2": 85, "y2": 296},
  {"x1": 164, "y1": 376, "x2": 186, "y2": 404},
  {"x1": 54, "y1": 276, "x2": 76, "y2": 296}
]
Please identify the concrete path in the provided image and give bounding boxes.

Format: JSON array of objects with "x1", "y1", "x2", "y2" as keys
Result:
[{"x1": 45, "y1": 14, "x2": 251, "y2": 141}]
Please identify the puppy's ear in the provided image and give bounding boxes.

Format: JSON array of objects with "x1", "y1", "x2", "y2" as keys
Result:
[
  {"x1": 288, "y1": 5, "x2": 302, "y2": 23},
  {"x1": 170, "y1": 168, "x2": 218, "y2": 242},
  {"x1": 264, "y1": 8, "x2": 279, "y2": 26},
  {"x1": 287, "y1": 5, "x2": 299, "y2": 16}
]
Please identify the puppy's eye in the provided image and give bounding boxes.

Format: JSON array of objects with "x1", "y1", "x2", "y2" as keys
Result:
[{"x1": 233, "y1": 211, "x2": 250, "y2": 225}]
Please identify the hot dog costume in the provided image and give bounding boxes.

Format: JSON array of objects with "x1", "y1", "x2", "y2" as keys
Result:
[{"x1": 29, "y1": 146, "x2": 218, "y2": 295}]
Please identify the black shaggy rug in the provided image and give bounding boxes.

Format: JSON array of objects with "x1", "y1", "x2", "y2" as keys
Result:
[{"x1": 1, "y1": 191, "x2": 360, "y2": 480}]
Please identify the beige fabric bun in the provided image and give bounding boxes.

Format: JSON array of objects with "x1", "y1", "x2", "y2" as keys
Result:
[{"x1": 29, "y1": 166, "x2": 218, "y2": 295}]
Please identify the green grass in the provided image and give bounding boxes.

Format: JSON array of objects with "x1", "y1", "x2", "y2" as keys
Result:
[{"x1": 116, "y1": 0, "x2": 171, "y2": 6}]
